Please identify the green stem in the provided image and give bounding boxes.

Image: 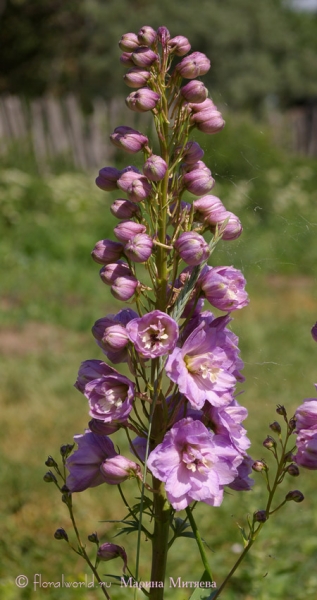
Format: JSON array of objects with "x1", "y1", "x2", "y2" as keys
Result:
[
  {"x1": 185, "y1": 506, "x2": 214, "y2": 584},
  {"x1": 149, "y1": 478, "x2": 172, "y2": 600}
]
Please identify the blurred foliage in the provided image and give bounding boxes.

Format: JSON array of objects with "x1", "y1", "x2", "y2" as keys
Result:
[{"x1": 1, "y1": 0, "x2": 317, "y2": 111}]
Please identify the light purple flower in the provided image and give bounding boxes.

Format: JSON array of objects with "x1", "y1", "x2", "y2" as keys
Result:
[
  {"x1": 199, "y1": 266, "x2": 249, "y2": 311},
  {"x1": 66, "y1": 430, "x2": 117, "y2": 492},
  {"x1": 295, "y1": 429, "x2": 317, "y2": 469},
  {"x1": 294, "y1": 399, "x2": 317, "y2": 432},
  {"x1": 165, "y1": 317, "x2": 241, "y2": 409},
  {"x1": 126, "y1": 310, "x2": 179, "y2": 358},
  {"x1": 147, "y1": 418, "x2": 242, "y2": 510},
  {"x1": 203, "y1": 398, "x2": 251, "y2": 454},
  {"x1": 75, "y1": 360, "x2": 117, "y2": 393},
  {"x1": 228, "y1": 455, "x2": 254, "y2": 491},
  {"x1": 82, "y1": 368, "x2": 135, "y2": 423}
]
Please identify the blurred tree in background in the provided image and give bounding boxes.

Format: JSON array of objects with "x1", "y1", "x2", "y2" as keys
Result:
[{"x1": 1, "y1": 0, "x2": 317, "y2": 112}]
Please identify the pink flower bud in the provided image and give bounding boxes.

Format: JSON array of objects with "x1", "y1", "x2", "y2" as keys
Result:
[
  {"x1": 131, "y1": 47, "x2": 158, "y2": 68},
  {"x1": 143, "y1": 155, "x2": 168, "y2": 181},
  {"x1": 124, "y1": 233, "x2": 153, "y2": 263},
  {"x1": 118, "y1": 33, "x2": 139, "y2": 52},
  {"x1": 110, "y1": 198, "x2": 141, "y2": 219},
  {"x1": 174, "y1": 231, "x2": 210, "y2": 266},
  {"x1": 114, "y1": 220, "x2": 146, "y2": 243},
  {"x1": 182, "y1": 141, "x2": 204, "y2": 164},
  {"x1": 99, "y1": 261, "x2": 132, "y2": 285},
  {"x1": 193, "y1": 195, "x2": 227, "y2": 224},
  {"x1": 92, "y1": 318, "x2": 129, "y2": 351},
  {"x1": 117, "y1": 170, "x2": 152, "y2": 202},
  {"x1": 183, "y1": 164, "x2": 215, "y2": 196},
  {"x1": 221, "y1": 211, "x2": 243, "y2": 240},
  {"x1": 97, "y1": 542, "x2": 128, "y2": 573},
  {"x1": 126, "y1": 88, "x2": 160, "y2": 112},
  {"x1": 110, "y1": 126, "x2": 148, "y2": 154},
  {"x1": 95, "y1": 166, "x2": 121, "y2": 191},
  {"x1": 111, "y1": 275, "x2": 139, "y2": 301},
  {"x1": 168, "y1": 35, "x2": 191, "y2": 56},
  {"x1": 138, "y1": 26, "x2": 157, "y2": 46},
  {"x1": 91, "y1": 239, "x2": 124, "y2": 265},
  {"x1": 101, "y1": 455, "x2": 141, "y2": 484},
  {"x1": 180, "y1": 80, "x2": 208, "y2": 103},
  {"x1": 89, "y1": 419, "x2": 121, "y2": 435},
  {"x1": 120, "y1": 52, "x2": 135, "y2": 67},
  {"x1": 189, "y1": 98, "x2": 217, "y2": 113},
  {"x1": 157, "y1": 26, "x2": 170, "y2": 45},
  {"x1": 176, "y1": 51, "x2": 210, "y2": 79},
  {"x1": 195, "y1": 110, "x2": 225, "y2": 134},
  {"x1": 123, "y1": 67, "x2": 151, "y2": 88}
]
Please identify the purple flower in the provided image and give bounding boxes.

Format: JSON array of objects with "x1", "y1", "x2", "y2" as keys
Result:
[
  {"x1": 165, "y1": 317, "x2": 242, "y2": 409},
  {"x1": 114, "y1": 220, "x2": 146, "y2": 242},
  {"x1": 100, "y1": 261, "x2": 133, "y2": 285},
  {"x1": 66, "y1": 430, "x2": 117, "y2": 492},
  {"x1": 193, "y1": 195, "x2": 227, "y2": 224},
  {"x1": 80, "y1": 367, "x2": 135, "y2": 423},
  {"x1": 199, "y1": 266, "x2": 249, "y2": 311},
  {"x1": 126, "y1": 88, "x2": 160, "y2": 112},
  {"x1": 147, "y1": 418, "x2": 242, "y2": 510},
  {"x1": 181, "y1": 141, "x2": 204, "y2": 165},
  {"x1": 221, "y1": 212, "x2": 243, "y2": 241},
  {"x1": 126, "y1": 310, "x2": 179, "y2": 358},
  {"x1": 174, "y1": 231, "x2": 210, "y2": 266},
  {"x1": 131, "y1": 47, "x2": 158, "y2": 68},
  {"x1": 295, "y1": 399, "x2": 317, "y2": 432},
  {"x1": 295, "y1": 429, "x2": 317, "y2": 469},
  {"x1": 311, "y1": 322, "x2": 317, "y2": 342},
  {"x1": 176, "y1": 52, "x2": 211, "y2": 79},
  {"x1": 111, "y1": 275, "x2": 139, "y2": 301},
  {"x1": 75, "y1": 360, "x2": 117, "y2": 393},
  {"x1": 110, "y1": 126, "x2": 149, "y2": 154},
  {"x1": 97, "y1": 543, "x2": 128, "y2": 573},
  {"x1": 137, "y1": 26, "x2": 157, "y2": 46},
  {"x1": 228, "y1": 455, "x2": 254, "y2": 491},
  {"x1": 183, "y1": 163, "x2": 215, "y2": 196},
  {"x1": 110, "y1": 198, "x2": 141, "y2": 219},
  {"x1": 203, "y1": 398, "x2": 251, "y2": 454}
]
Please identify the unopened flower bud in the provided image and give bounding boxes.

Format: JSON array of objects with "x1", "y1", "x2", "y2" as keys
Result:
[
  {"x1": 168, "y1": 35, "x2": 191, "y2": 56},
  {"x1": 45, "y1": 456, "x2": 57, "y2": 468},
  {"x1": 285, "y1": 490, "x2": 304, "y2": 503},
  {"x1": 276, "y1": 404, "x2": 287, "y2": 417},
  {"x1": 252, "y1": 460, "x2": 267, "y2": 472},
  {"x1": 176, "y1": 51, "x2": 210, "y2": 79},
  {"x1": 157, "y1": 26, "x2": 170, "y2": 45},
  {"x1": 97, "y1": 543, "x2": 128, "y2": 573},
  {"x1": 254, "y1": 510, "x2": 267, "y2": 523},
  {"x1": 89, "y1": 418, "x2": 122, "y2": 435},
  {"x1": 269, "y1": 421, "x2": 282, "y2": 434},
  {"x1": 193, "y1": 195, "x2": 226, "y2": 224},
  {"x1": 43, "y1": 471, "x2": 57, "y2": 483},
  {"x1": 119, "y1": 33, "x2": 139, "y2": 52},
  {"x1": 120, "y1": 52, "x2": 135, "y2": 68},
  {"x1": 175, "y1": 231, "x2": 210, "y2": 266},
  {"x1": 96, "y1": 166, "x2": 121, "y2": 191},
  {"x1": 288, "y1": 418, "x2": 296, "y2": 432},
  {"x1": 110, "y1": 199, "x2": 141, "y2": 220},
  {"x1": 181, "y1": 141, "x2": 204, "y2": 164},
  {"x1": 117, "y1": 171, "x2": 152, "y2": 202},
  {"x1": 131, "y1": 46, "x2": 158, "y2": 68},
  {"x1": 192, "y1": 109, "x2": 225, "y2": 134},
  {"x1": 181, "y1": 80, "x2": 208, "y2": 103},
  {"x1": 138, "y1": 26, "x2": 157, "y2": 46},
  {"x1": 183, "y1": 164, "x2": 215, "y2": 196},
  {"x1": 88, "y1": 532, "x2": 99, "y2": 544},
  {"x1": 111, "y1": 275, "x2": 139, "y2": 301},
  {"x1": 114, "y1": 220, "x2": 146, "y2": 243},
  {"x1": 54, "y1": 528, "x2": 68, "y2": 541},
  {"x1": 99, "y1": 261, "x2": 132, "y2": 285},
  {"x1": 125, "y1": 233, "x2": 153, "y2": 263},
  {"x1": 143, "y1": 155, "x2": 168, "y2": 181},
  {"x1": 91, "y1": 239, "x2": 124, "y2": 265},
  {"x1": 101, "y1": 455, "x2": 142, "y2": 484},
  {"x1": 110, "y1": 126, "x2": 149, "y2": 154},
  {"x1": 221, "y1": 211, "x2": 243, "y2": 241},
  {"x1": 287, "y1": 463, "x2": 300, "y2": 477},
  {"x1": 126, "y1": 88, "x2": 160, "y2": 112},
  {"x1": 60, "y1": 444, "x2": 74, "y2": 458},
  {"x1": 123, "y1": 67, "x2": 151, "y2": 88},
  {"x1": 263, "y1": 436, "x2": 276, "y2": 449}
]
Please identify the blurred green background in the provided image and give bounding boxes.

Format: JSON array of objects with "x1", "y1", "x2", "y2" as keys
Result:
[{"x1": 1, "y1": 1, "x2": 317, "y2": 599}]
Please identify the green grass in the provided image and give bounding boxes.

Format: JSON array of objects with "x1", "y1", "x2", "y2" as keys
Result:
[{"x1": 1, "y1": 137, "x2": 317, "y2": 599}]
